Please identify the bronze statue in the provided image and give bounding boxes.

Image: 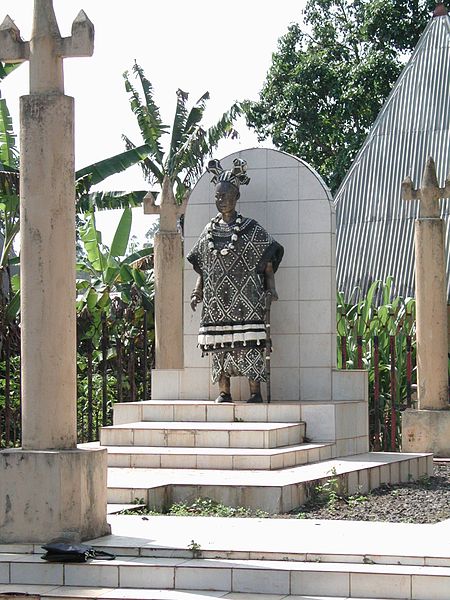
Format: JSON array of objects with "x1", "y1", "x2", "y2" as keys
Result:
[{"x1": 187, "y1": 158, "x2": 284, "y2": 403}]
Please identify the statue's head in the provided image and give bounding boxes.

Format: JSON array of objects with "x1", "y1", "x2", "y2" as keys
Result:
[
  {"x1": 214, "y1": 180, "x2": 240, "y2": 214},
  {"x1": 207, "y1": 158, "x2": 250, "y2": 216}
]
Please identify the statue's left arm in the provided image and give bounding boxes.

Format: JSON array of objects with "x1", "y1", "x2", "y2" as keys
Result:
[{"x1": 264, "y1": 261, "x2": 278, "y2": 301}]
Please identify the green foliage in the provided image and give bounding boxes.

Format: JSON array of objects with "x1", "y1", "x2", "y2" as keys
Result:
[
  {"x1": 162, "y1": 497, "x2": 269, "y2": 518},
  {"x1": 243, "y1": 0, "x2": 435, "y2": 192},
  {"x1": 337, "y1": 278, "x2": 416, "y2": 450},
  {"x1": 123, "y1": 62, "x2": 241, "y2": 202}
]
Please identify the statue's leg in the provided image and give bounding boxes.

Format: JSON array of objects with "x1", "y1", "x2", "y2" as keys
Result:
[
  {"x1": 215, "y1": 373, "x2": 233, "y2": 403},
  {"x1": 247, "y1": 379, "x2": 263, "y2": 403}
]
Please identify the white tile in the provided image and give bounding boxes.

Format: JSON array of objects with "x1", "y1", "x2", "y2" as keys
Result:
[
  {"x1": 184, "y1": 268, "x2": 200, "y2": 303},
  {"x1": 184, "y1": 336, "x2": 210, "y2": 369},
  {"x1": 168, "y1": 430, "x2": 196, "y2": 447},
  {"x1": 267, "y1": 201, "x2": 299, "y2": 234},
  {"x1": 235, "y1": 404, "x2": 268, "y2": 422},
  {"x1": 332, "y1": 370, "x2": 367, "y2": 401},
  {"x1": 301, "y1": 403, "x2": 335, "y2": 441},
  {"x1": 151, "y1": 369, "x2": 181, "y2": 401},
  {"x1": 185, "y1": 205, "x2": 212, "y2": 237},
  {"x1": 291, "y1": 571, "x2": 349, "y2": 596},
  {"x1": 242, "y1": 147, "x2": 269, "y2": 169},
  {"x1": 179, "y1": 368, "x2": 211, "y2": 401},
  {"x1": 197, "y1": 430, "x2": 230, "y2": 448},
  {"x1": 0, "y1": 563, "x2": 8, "y2": 583},
  {"x1": 276, "y1": 267, "x2": 299, "y2": 301},
  {"x1": 299, "y1": 267, "x2": 332, "y2": 300},
  {"x1": 232, "y1": 568, "x2": 289, "y2": 594},
  {"x1": 336, "y1": 437, "x2": 356, "y2": 457},
  {"x1": 351, "y1": 572, "x2": 411, "y2": 599},
  {"x1": 299, "y1": 334, "x2": 332, "y2": 368},
  {"x1": 271, "y1": 368, "x2": 300, "y2": 401},
  {"x1": 161, "y1": 454, "x2": 197, "y2": 469},
  {"x1": 64, "y1": 563, "x2": 119, "y2": 587},
  {"x1": 299, "y1": 368, "x2": 332, "y2": 401},
  {"x1": 241, "y1": 168, "x2": 267, "y2": 203},
  {"x1": 335, "y1": 403, "x2": 355, "y2": 439},
  {"x1": 174, "y1": 404, "x2": 207, "y2": 422},
  {"x1": 142, "y1": 403, "x2": 174, "y2": 422},
  {"x1": 133, "y1": 428, "x2": 165, "y2": 446},
  {"x1": 184, "y1": 301, "x2": 202, "y2": 336},
  {"x1": 267, "y1": 403, "x2": 301, "y2": 422},
  {"x1": 189, "y1": 172, "x2": 212, "y2": 204},
  {"x1": 271, "y1": 334, "x2": 300, "y2": 368},
  {"x1": 175, "y1": 566, "x2": 232, "y2": 591},
  {"x1": 299, "y1": 300, "x2": 333, "y2": 334},
  {"x1": 206, "y1": 403, "x2": 235, "y2": 422},
  {"x1": 113, "y1": 404, "x2": 141, "y2": 425},
  {"x1": 299, "y1": 166, "x2": 329, "y2": 200},
  {"x1": 119, "y1": 562, "x2": 175, "y2": 589},
  {"x1": 356, "y1": 436, "x2": 369, "y2": 454},
  {"x1": 412, "y1": 574, "x2": 450, "y2": 599},
  {"x1": 271, "y1": 300, "x2": 299, "y2": 335},
  {"x1": 299, "y1": 233, "x2": 331, "y2": 267},
  {"x1": 299, "y1": 200, "x2": 332, "y2": 234},
  {"x1": 357, "y1": 469, "x2": 369, "y2": 493},
  {"x1": 198, "y1": 454, "x2": 234, "y2": 470},
  {"x1": 242, "y1": 201, "x2": 267, "y2": 228},
  {"x1": 267, "y1": 149, "x2": 299, "y2": 168},
  {"x1": 10, "y1": 561, "x2": 63, "y2": 585},
  {"x1": 369, "y1": 466, "x2": 381, "y2": 490},
  {"x1": 276, "y1": 234, "x2": 299, "y2": 268},
  {"x1": 267, "y1": 167, "x2": 299, "y2": 201}
]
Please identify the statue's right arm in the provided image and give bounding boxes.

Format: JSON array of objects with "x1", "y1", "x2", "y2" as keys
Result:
[{"x1": 190, "y1": 274, "x2": 203, "y2": 311}]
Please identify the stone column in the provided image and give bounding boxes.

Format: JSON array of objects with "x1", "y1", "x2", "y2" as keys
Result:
[
  {"x1": 402, "y1": 157, "x2": 450, "y2": 455},
  {"x1": 144, "y1": 175, "x2": 186, "y2": 369},
  {"x1": 0, "y1": 0, "x2": 109, "y2": 542}
]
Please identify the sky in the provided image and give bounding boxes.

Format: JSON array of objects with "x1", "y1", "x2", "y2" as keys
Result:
[{"x1": 1, "y1": 0, "x2": 306, "y2": 246}]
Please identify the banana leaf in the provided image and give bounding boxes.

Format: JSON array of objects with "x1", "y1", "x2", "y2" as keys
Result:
[{"x1": 75, "y1": 144, "x2": 151, "y2": 188}]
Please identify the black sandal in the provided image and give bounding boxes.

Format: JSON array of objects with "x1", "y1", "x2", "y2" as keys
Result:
[{"x1": 215, "y1": 392, "x2": 233, "y2": 403}]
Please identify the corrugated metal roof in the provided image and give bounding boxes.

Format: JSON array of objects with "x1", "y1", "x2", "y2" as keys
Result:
[{"x1": 335, "y1": 14, "x2": 450, "y2": 302}]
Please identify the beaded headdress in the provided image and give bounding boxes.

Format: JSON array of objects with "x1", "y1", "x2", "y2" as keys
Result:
[{"x1": 207, "y1": 158, "x2": 250, "y2": 189}]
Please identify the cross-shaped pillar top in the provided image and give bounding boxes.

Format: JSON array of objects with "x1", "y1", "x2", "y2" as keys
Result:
[
  {"x1": 402, "y1": 157, "x2": 450, "y2": 218},
  {"x1": 0, "y1": 0, "x2": 94, "y2": 94},
  {"x1": 144, "y1": 175, "x2": 189, "y2": 233}
]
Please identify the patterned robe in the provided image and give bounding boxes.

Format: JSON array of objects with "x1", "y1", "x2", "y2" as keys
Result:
[{"x1": 187, "y1": 215, "x2": 283, "y2": 382}]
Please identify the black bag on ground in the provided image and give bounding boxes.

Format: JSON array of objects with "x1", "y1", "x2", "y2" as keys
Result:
[{"x1": 41, "y1": 542, "x2": 116, "y2": 563}]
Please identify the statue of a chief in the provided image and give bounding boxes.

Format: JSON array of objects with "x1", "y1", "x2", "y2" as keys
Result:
[{"x1": 187, "y1": 158, "x2": 284, "y2": 403}]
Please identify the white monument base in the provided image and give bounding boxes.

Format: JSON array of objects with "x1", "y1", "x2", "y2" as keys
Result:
[
  {"x1": 0, "y1": 447, "x2": 110, "y2": 543},
  {"x1": 402, "y1": 408, "x2": 450, "y2": 456}
]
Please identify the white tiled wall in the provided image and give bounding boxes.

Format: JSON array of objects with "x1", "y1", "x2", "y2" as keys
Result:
[{"x1": 152, "y1": 148, "x2": 364, "y2": 403}]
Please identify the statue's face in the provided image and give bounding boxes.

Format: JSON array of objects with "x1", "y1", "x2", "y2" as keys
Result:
[{"x1": 215, "y1": 181, "x2": 239, "y2": 214}]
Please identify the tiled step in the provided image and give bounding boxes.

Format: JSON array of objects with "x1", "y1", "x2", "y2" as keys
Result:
[
  {"x1": 82, "y1": 442, "x2": 334, "y2": 470},
  {"x1": 1, "y1": 555, "x2": 449, "y2": 599},
  {"x1": 106, "y1": 452, "x2": 432, "y2": 513},
  {"x1": 100, "y1": 422, "x2": 305, "y2": 449},
  {"x1": 112, "y1": 401, "x2": 304, "y2": 425}
]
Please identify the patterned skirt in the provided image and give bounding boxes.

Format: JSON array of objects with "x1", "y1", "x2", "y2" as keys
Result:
[{"x1": 211, "y1": 346, "x2": 266, "y2": 383}]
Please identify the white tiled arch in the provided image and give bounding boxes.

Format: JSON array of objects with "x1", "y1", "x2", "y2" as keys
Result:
[{"x1": 182, "y1": 147, "x2": 337, "y2": 402}]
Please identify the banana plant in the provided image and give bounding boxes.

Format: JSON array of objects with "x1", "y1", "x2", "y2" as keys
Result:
[
  {"x1": 76, "y1": 208, "x2": 154, "y2": 340},
  {"x1": 122, "y1": 62, "x2": 241, "y2": 203}
]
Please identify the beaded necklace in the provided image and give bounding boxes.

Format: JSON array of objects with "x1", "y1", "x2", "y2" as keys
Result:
[{"x1": 206, "y1": 213, "x2": 243, "y2": 256}]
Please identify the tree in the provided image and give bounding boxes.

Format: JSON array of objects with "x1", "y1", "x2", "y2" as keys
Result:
[
  {"x1": 243, "y1": 0, "x2": 436, "y2": 193},
  {"x1": 122, "y1": 62, "x2": 241, "y2": 203}
]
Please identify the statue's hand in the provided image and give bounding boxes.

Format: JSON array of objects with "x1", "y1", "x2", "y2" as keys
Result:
[
  {"x1": 266, "y1": 288, "x2": 278, "y2": 302},
  {"x1": 190, "y1": 290, "x2": 202, "y2": 311}
]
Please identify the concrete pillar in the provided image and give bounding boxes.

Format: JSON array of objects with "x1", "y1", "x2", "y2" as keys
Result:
[
  {"x1": 20, "y1": 94, "x2": 77, "y2": 449},
  {"x1": 144, "y1": 175, "x2": 186, "y2": 370},
  {"x1": 414, "y1": 218, "x2": 448, "y2": 410},
  {"x1": 0, "y1": 0, "x2": 110, "y2": 542},
  {"x1": 154, "y1": 232, "x2": 184, "y2": 369},
  {"x1": 401, "y1": 157, "x2": 450, "y2": 456}
]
